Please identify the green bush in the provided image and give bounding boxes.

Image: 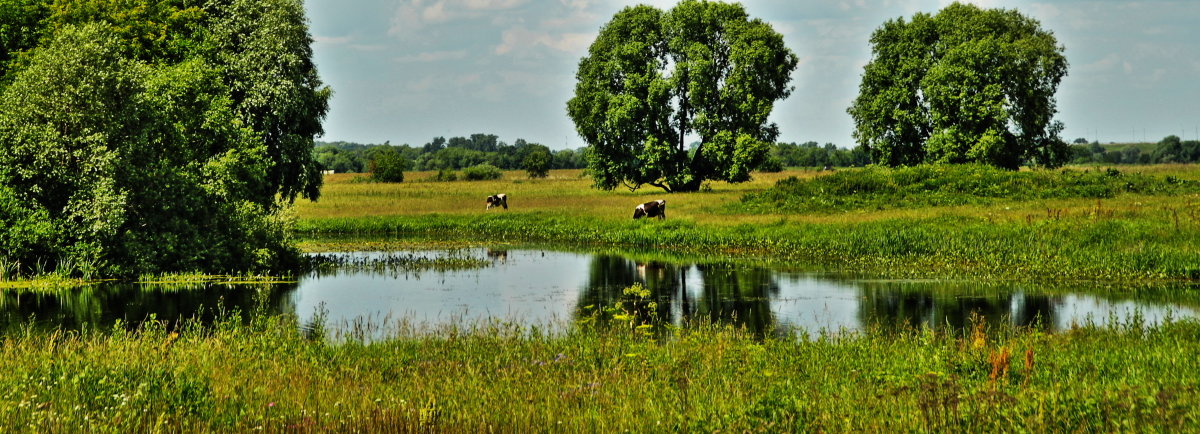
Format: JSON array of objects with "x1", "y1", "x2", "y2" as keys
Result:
[
  {"x1": 369, "y1": 147, "x2": 408, "y2": 182},
  {"x1": 523, "y1": 146, "x2": 551, "y2": 178},
  {"x1": 756, "y1": 157, "x2": 785, "y2": 173},
  {"x1": 431, "y1": 169, "x2": 458, "y2": 182},
  {"x1": 462, "y1": 164, "x2": 503, "y2": 181}
]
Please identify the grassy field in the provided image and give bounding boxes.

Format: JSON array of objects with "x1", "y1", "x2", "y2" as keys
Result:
[
  {"x1": 3, "y1": 309, "x2": 1198, "y2": 432},
  {"x1": 296, "y1": 165, "x2": 1200, "y2": 281}
]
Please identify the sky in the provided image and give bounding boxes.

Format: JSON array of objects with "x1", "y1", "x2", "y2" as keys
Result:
[{"x1": 305, "y1": 0, "x2": 1200, "y2": 149}]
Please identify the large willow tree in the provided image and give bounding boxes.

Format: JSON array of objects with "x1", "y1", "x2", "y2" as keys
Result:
[
  {"x1": 0, "y1": 0, "x2": 329, "y2": 276},
  {"x1": 568, "y1": 0, "x2": 797, "y2": 193},
  {"x1": 848, "y1": 2, "x2": 1070, "y2": 170}
]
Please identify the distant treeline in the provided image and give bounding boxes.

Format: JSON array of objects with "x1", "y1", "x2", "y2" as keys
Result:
[
  {"x1": 318, "y1": 134, "x2": 1200, "y2": 175},
  {"x1": 314, "y1": 134, "x2": 587, "y2": 173},
  {"x1": 1069, "y1": 135, "x2": 1200, "y2": 165},
  {"x1": 315, "y1": 136, "x2": 873, "y2": 174},
  {"x1": 759, "y1": 142, "x2": 871, "y2": 171}
]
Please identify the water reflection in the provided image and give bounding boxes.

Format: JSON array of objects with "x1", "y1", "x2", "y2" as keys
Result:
[
  {"x1": 856, "y1": 282, "x2": 1060, "y2": 331},
  {"x1": 1, "y1": 249, "x2": 1198, "y2": 337},
  {"x1": 579, "y1": 256, "x2": 781, "y2": 335},
  {"x1": 0, "y1": 281, "x2": 295, "y2": 332}
]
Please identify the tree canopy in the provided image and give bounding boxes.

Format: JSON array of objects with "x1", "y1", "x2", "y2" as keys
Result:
[
  {"x1": 567, "y1": 0, "x2": 797, "y2": 192},
  {"x1": 847, "y1": 2, "x2": 1069, "y2": 170},
  {"x1": 0, "y1": 0, "x2": 329, "y2": 276}
]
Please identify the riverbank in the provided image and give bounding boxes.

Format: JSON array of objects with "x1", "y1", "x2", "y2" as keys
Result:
[
  {"x1": 296, "y1": 167, "x2": 1200, "y2": 281},
  {"x1": 3, "y1": 312, "x2": 1197, "y2": 431}
]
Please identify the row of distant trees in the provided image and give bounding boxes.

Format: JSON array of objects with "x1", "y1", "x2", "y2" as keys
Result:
[
  {"x1": 761, "y1": 142, "x2": 871, "y2": 171},
  {"x1": 1069, "y1": 136, "x2": 1200, "y2": 165},
  {"x1": 314, "y1": 134, "x2": 588, "y2": 177},
  {"x1": 315, "y1": 137, "x2": 871, "y2": 179}
]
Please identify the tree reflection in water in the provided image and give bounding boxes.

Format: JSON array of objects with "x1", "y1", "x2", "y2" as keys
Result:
[
  {"x1": 855, "y1": 281, "x2": 1060, "y2": 332},
  {"x1": 578, "y1": 254, "x2": 782, "y2": 337},
  {"x1": 0, "y1": 282, "x2": 295, "y2": 333}
]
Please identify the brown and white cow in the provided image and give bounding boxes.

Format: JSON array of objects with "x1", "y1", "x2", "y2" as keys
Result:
[
  {"x1": 486, "y1": 193, "x2": 508, "y2": 210},
  {"x1": 633, "y1": 199, "x2": 666, "y2": 220}
]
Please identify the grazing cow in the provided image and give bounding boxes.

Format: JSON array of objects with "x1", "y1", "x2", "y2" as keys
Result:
[
  {"x1": 633, "y1": 199, "x2": 666, "y2": 220},
  {"x1": 486, "y1": 193, "x2": 508, "y2": 210}
]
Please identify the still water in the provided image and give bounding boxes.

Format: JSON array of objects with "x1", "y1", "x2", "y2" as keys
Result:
[{"x1": 4, "y1": 248, "x2": 1199, "y2": 337}]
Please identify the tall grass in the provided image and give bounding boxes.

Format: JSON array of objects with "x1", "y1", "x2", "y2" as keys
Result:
[
  {"x1": 1, "y1": 309, "x2": 1198, "y2": 431},
  {"x1": 739, "y1": 164, "x2": 1200, "y2": 213}
]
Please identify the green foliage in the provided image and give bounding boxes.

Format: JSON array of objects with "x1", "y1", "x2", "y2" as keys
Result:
[
  {"x1": 741, "y1": 165, "x2": 1200, "y2": 213},
  {"x1": 848, "y1": 3, "x2": 1069, "y2": 169},
  {"x1": 522, "y1": 144, "x2": 552, "y2": 178},
  {"x1": 431, "y1": 169, "x2": 458, "y2": 182},
  {"x1": 0, "y1": 0, "x2": 47, "y2": 82},
  {"x1": 203, "y1": 0, "x2": 330, "y2": 203},
  {"x1": 762, "y1": 141, "x2": 872, "y2": 170},
  {"x1": 369, "y1": 147, "x2": 408, "y2": 183},
  {"x1": 0, "y1": 0, "x2": 329, "y2": 276},
  {"x1": 568, "y1": 0, "x2": 798, "y2": 192},
  {"x1": 756, "y1": 156, "x2": 784, "y2": 172},
  {"x1": 314, "y1": 138, "x2": 586, "y2": 173},
  {"x1": 461, "y1": 164, "x2": 503, "y2": 181}
]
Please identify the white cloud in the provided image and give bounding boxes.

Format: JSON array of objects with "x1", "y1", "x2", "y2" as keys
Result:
[
  {"x1": 390, "y1": 0, "x2": 530, "y2": 35},
  {"x1": 940, "y1": 0, "x2": 999, "y2": 8},
  {"x1": 395, "y1": 50, "x2": 469, "y2": 63},
  {"x1": 350, "y1": 44, "x2": 389, "y2": 52},
  {"x1": 495, "y1": 27, "x2": 593, "y2": 55},
  {"x1": 1027, "y1": 3, "x2": 1061, "y2": 20},
  {"x1": 388, "y1": 2, "x2": 426, "y2": 36},
  {"x1": 464, "y1": 0, "x2": 528, "y2": 10},
  {"x1": 313, "y1": 35, "x2": 353, "y2": 45},
  {"x1": 1080, "y1": 53, "x2": 1121, "y2": 73},
  {"x1": 422, "y1": 1, "x2": 450, "y2": 23}
]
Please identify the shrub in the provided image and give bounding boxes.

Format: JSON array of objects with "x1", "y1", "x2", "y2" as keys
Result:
[
  {"x1": 523, "y1": 146, "x2": 551, "y2": 178},
  {"x1": 756, "y1": 157, "x2": 784, "y2": 172},
  {"x1": 432, "y1": 169, "x2": 458, "y2": 182},
  {"x1": 369, "y1": 147, "x2": 408, "y2": 182},
  {"x1": 462, "y1": 164, "x2": 503, "y2": 181}
]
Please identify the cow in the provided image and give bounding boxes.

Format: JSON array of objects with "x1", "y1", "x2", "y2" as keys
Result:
[
  {"x1": 485, "y1": 194, "x2": 508, "y2": 210},
  {"x1": 633, "y1": 199, "x2": 666, "y2": 220}
]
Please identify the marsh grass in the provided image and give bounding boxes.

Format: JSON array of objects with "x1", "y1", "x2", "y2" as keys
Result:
[
  {"x1": 302, "y1": 251, "x2": 491, "y2": 276},
  {"x1": 2, "y1": 307, "x2": 1198, "y2": 432},
  {"x1": 739, "y1": 164, "x2": 1200, "y2": 213}
]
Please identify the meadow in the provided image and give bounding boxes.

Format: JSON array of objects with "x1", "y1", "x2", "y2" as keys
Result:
[{"x1": 297, "y1": 165, "x2": 1200, "y2": 281}]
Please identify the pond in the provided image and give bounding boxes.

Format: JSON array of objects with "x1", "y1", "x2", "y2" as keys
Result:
[{"x1": 4, "y1": 248, "x2": 1199, "y2": 338}]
